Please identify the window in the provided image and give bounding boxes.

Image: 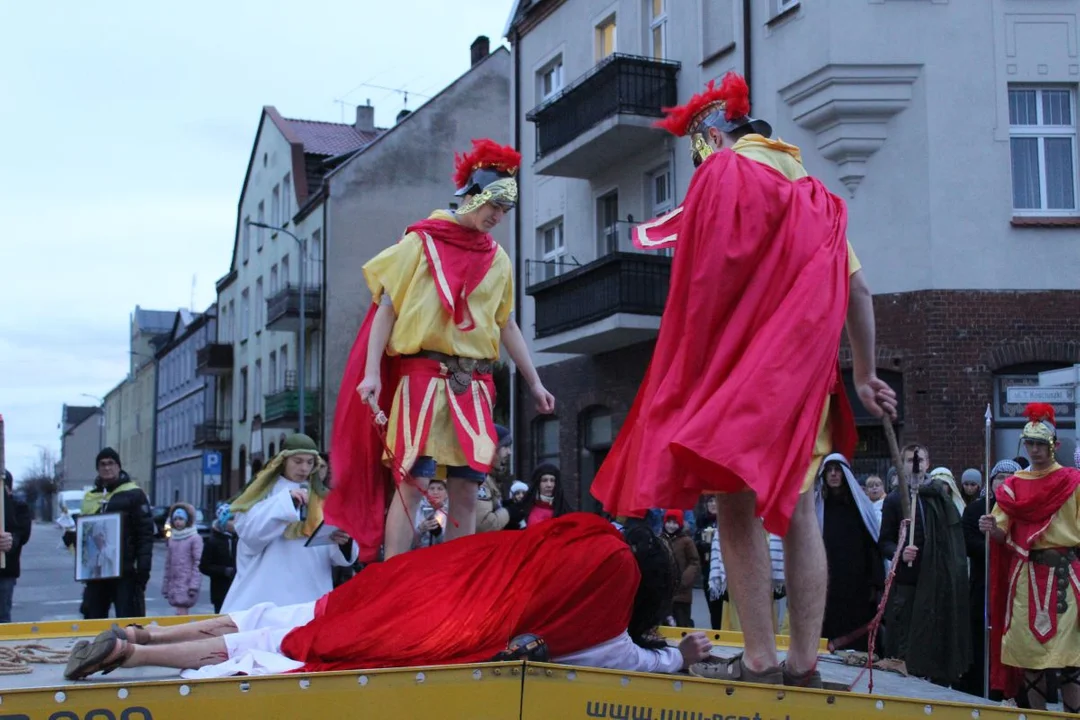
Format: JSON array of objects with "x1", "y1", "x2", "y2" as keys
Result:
[
  {"x1": 219, "y1": 305, "x2": 228, "y2": 343},
  {"x1": 254, "y1": 360, "x2": 262, "y2": 416},
  {"x1": 239, "y1": 367, "x2": 248, "y2": 422},
  {"x1": 534, "y1": 418, "x2": 560, "y2": 467},
  {"x1": 271, "y1": 184, "x2": 281, "y2": 227},
  {"x1": 648, "y1": 165, "x2": 675, "y2": 257},
  {"x1": 537, "y1": 220, "x2": 566, "y2": 281},
  {"x1": 1010, "y1": 87, "x2": 1078, "y2": 214},
  {"x1": 648, "y1": 0, "x2": 667, "y2": 59},
  {"x1": 268, "y1": 351, "x2": 277, "y2": 393},
  {"x1": 256, "y1": 200, "x2": 265, "y2": 250},
  {"x1": 255, "y1": 277, "x2": 264, "y2": 333},
  {"x1": 240, "y1": 289, "x2": 250, "y2": 340},
  {"x1": 280, "y1": 344, "x2": 289, "y2": 390},
  {"x1": 282, "y1": 173, "x2": 292, "y2": 223},
  {"x1": 281, "y1": 255, "x2": 290, "y2": 286},
  {"x1": 309, "y1": 230, "x2": 322, "y2": 288},
  {"x1": 596, "y1": 15, "x2": 616, "y2": 61},
  {"x1": 270, "y1": 264, "x2": 279, "y2": 295},
  {"x1": 242, "y1": 215, "x2": 251, "y2": 264},
  {"x1": 597, "y1": 190, "x2": 620, "y2": 255},
  {"x1": 774, "y1": 0, "x2": 800, "y2": 14},
  {"x1": 228, "y1": 299, "x2": 236, "y2": 342},
  {"x1": 539, "y1": 58, "x2": 564, "y2": 102}
]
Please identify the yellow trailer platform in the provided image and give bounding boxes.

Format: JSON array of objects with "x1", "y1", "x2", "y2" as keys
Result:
[{"x1": 0, "y1": 617, "x2": 1067, "y2": 719}]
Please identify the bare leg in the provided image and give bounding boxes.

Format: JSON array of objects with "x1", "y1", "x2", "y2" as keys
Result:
[
  {"x1": 383, "y1": 480, "x2": 426, "y2": 559},
  {"x1": 129, "y1": 615, "x2": 237, "y2": 645},
  {"x1": 780, "y1": 491, "x2": 828, "y2": 673},
  {"x1": 444, "y1": 478, "x2": 478, "y2": 541},
  {"x1": 123, "y1": 638, "x2": 230, "y2": 670},
  {"x1": 715, "y1": 491, "x2": 777, "y2": 671}
]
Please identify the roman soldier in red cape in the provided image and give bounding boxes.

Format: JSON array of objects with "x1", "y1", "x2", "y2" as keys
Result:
[
  {"x1": 322, "y1": 139, "x2": 554, "y2": 563},
  {"x1": 591, "y1": 72, "x2": 897, "y2": 688},
  {"x1": 980, "y1": 403, "x2": 1080, "y2": 713},
  {"x1": 63, "y1": 514, "x2": 714, "y2": 680}
]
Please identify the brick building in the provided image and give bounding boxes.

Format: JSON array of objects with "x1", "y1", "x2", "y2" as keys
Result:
[{"x1": 505, "y1": 0, "x2": 1080, "y2": 508}]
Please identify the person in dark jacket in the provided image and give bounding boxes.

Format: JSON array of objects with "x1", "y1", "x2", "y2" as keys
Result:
[
  {"x1": 0, "y1": 471, "x2": 32, "y2": 623},
  {"x1": 79, "y1": 448, "x2": 155, "y2": 619},
  {"x1": 200, "y1": 503, "x2": 238, "y2": 613}
]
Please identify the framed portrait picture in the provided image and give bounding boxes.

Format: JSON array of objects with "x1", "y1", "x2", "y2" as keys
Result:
[{"x1": 75, "y1": 513, "x2": 122, "y2": 581}]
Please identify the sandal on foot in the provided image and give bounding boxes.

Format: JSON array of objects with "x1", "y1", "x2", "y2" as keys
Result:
[
  {"x1": 781, "y1": 661, "x2": 823, "y2": 689},
  {"x1": 64, "y1": 627, "x2": 132, "y2": 680},
  {"x1": 689, "y1": 653, "x2": 784, "y2": 685}
]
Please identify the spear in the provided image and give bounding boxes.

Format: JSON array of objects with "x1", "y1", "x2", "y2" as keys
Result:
[
  {"x1": 881, "y1": 419, "x2": 913, "y2": 527},
  {"x1": 983, "y1": 403, "x2": 993, "y2": 699}
]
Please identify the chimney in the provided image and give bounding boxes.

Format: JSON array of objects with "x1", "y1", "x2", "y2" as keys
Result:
[
  {"x1": 470, "y1": 36, "x2": 490, "y2": 66},
  {"x1": 355, "y1": 101, "x2": 375, "y2": 133}
]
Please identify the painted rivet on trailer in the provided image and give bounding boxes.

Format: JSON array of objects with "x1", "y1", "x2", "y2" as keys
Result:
[
  {"x1": 118, "y1": 688, "x2": 129, "y2": 700},
  {"x1": 299, "y1": 679, "x2": 310, "y2": 690},
  {"x1": 416, "y1": 672, "x2": 426, "y2": 683},
  {"x1": 179, "y1": 684, "x2": 191, "y2": 696},
  {"x1": 358, "y1": 676, "x2": 369, "y2": 686},
  {"x1": 54, "y1": 692, "x2": 65, "y2": 703},
  {"x1": 473, "y1": 670, "x2": 482, "y2": 680}
]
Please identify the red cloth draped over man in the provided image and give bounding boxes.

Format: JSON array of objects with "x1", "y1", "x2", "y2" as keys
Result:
[
  {"x1": 591, "y1": 71, "x2": 896, "y2": 689},
  {"x1": 324, "y1": 139, "x2": 554, "y2": 564}
]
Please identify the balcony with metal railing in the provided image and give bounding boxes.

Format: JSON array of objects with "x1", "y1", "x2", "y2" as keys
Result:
[
  {"x1": 525, "y1": 53, "x2": 680, "y2": 178},
  {"x1": 525, "y1": 251, "x2": 672, "y2": 355},
  {"x1": 195, "y1": 343, "x2": 233, "y2": 376},
  {"x1": 263, "y1": 371, "x2": 321, "y2": 428},
  {"x1": 265, "y1": 282, "x2": 322, "y2": 334},
  {"x1": 193, "y1": 421, "x2": 232, "y2": 448}
]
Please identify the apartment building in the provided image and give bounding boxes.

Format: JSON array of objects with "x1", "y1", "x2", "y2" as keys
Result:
[{"x1": 507, "y1": 0, "x2": 1080, "y2": 505}]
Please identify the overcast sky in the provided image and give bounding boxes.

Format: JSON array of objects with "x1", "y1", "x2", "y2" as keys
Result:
[{"x1": 0, "y1": 0, "x2": 515, "y2": 480}]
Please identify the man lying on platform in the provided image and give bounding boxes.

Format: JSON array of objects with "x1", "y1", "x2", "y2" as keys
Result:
[{"x1": 65, "y1": 514, "x2": 712, "y2": 680}]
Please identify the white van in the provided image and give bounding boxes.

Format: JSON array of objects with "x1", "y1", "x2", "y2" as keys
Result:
[{"x1": 56, "y1": 490, "x2": 87, "y2": 520}]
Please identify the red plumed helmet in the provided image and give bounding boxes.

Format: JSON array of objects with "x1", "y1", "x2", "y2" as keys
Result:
[
  {"x1": 655, "y1": 71, "x2": 752, "y2": 137},
  {"x1": 452, "y1": 138, "x2": 521, "y2": 189},
  {"x1": 1023, "y1": 402, "x2": 1057, "y2": 426}
]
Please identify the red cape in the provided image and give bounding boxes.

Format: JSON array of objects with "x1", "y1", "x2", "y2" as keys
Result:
[
  {"x1": 988, "y1": 466, "x2": 1080, "y2": 694},
  {"x1": 590, "y1": 150, "x2": 856, "y2": 536},
  {"x1": 280, "y1": 513, "x2": 638, "y2": 672},
  {"x1": 323, "y1": 217, "x2": 499, "y2": 563}
]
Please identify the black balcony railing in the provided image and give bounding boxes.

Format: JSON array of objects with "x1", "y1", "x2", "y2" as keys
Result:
[
  {"x1": 266, "y1": 283, "x2": 322, "y2": 331},
  {"x1": 193, "y1": 421, "x2": 231, "y2": 447},
  {"x1": 526, "y1": 54, "x2": 680, "y2": 160},
  {"x1": 195, "y1": 343, "x2": 233, "y2": 375},
  {"x1": 526, "y1": 252, "x2": 672, "y2": 338},
  {"x1": 264, "y1": 371, "x2": 322, "y2": 425}
]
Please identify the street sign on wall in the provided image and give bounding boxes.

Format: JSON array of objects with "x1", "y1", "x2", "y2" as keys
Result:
[{"x1": 202, "y1": 450, "x2": 222, "y2": 487}]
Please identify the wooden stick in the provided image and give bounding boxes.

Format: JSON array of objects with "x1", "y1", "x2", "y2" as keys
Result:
[
  {"x1": 881, "y1": 419, "x2": 916, "y2": 566},
  {"x1": 0, "y1": 415, "x2": 7, "y2": 570}
]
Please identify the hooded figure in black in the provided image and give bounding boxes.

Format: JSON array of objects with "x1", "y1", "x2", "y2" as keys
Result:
[{"x1": 0, "y1": 471, "x2": 32, "y2": 623}]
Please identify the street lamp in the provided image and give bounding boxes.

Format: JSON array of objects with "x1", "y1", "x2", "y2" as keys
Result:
[
  {"x1": 80, "y1": 393, "x2": 105, "y2": 453},
  {"x1": 246, "y1": 220, "x2": 307, "y2": 436}
]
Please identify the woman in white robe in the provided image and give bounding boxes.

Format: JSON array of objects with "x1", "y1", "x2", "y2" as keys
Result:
[{"x1": 220, "y1": 434, "x2": 356, "y2": 614}]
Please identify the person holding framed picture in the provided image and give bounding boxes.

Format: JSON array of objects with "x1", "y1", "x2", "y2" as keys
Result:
[{"x1": 78, "y1": 448, "x2": 155, "y2": 619}]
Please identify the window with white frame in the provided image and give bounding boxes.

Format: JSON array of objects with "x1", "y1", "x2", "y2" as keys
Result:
[
  {"x1": 255, "y1": 277, "x2": 264, "y2": 332},
  {"x1": 309, "y1": 230, "x2": 322, "y2": 287},
  {"x1": 539, "y1": 58, "x2": 564, "y2": 102},
  {"x1": 239, "y1": 367, "x2": 248, "y2": 422},
  {"x1": 257, "y1": 201, "x2": 265, "y2": 250},
  {"x1": 282, "y1": 173, "x2": 292, "y2": 223},
  {"x1": 596, "y1": 14, "x2": 616, "y2": 62},
  {"x1": 279, "y1": 344, "x2": 288, "y2": 390},
  {"x1": 1009, "y1": 86, "x2": 1078, "y2": 214},
  {"x1": 270, "y1": 264, "x2": 279, "y2": 295},
  {"x1": 253, "y1": 359, "x2": 262, "y2": 415},
  {"x1": 242, "y1": 215, "x2": 251, "y2": 264},
  {"x1": 775, "y1": 0, "x2": 800, "y2": 14},
  {"x1": 648, "y1": 0, "x2": 667, "y2": 60},
  {"x1": 648, "y1": 164, "x2": 675, "y2": 257},
  {"x1": 271, "y1": 184, "x2": 281, "y2": 226},
  {"x1": 537, "y1": 220, "x2": 566, "y2": 282},
  {"x1": 268, "y1": 351, "x2": 277, "y2": 393},
  {"x1": 597, "y1": 190, "x2": 620, "y2": 255},
  {"x1": 240, "y1": 289, "x2": 250, "y2": 340},
  {"x1": 533, "y1": 417, "x2": 560, "y2": 468},
  {"x1": 281, "y1": 254, "x2": 290, "y2": 286}
]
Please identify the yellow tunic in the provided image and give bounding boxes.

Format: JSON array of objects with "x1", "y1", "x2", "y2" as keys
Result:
[
  {"x1": 730, "y1": 136, "x2": 861, "y2": 492},
  {"x1": 991, "y1": 464, "x2": 1080, "y2": 670},
  {"x1": 362, "y1": 210, "x2": 513, "y2": 471}
]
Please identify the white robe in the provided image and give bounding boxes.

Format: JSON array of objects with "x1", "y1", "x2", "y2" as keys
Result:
[
  {"x1": 220, "y1": 477, "x2": 356, "y2": 614},
  {"x1": 181, "y1": 601, "x2": 684, "y2": 680}
]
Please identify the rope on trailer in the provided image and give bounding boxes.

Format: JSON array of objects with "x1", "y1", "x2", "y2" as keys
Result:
[{"x1": 0, "y1": 644, "x2": 73, "y2": 675}]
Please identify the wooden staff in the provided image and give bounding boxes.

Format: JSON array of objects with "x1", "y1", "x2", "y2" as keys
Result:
[
  {"x1": 881, "y1": 421, "x2": 913, "y2": 528},
  {"x1": 982, "y1": 403, "x2": 993, "y2": 699},
  {"x1": 0, "y1": 414, "x2": 6, "y2": 570}
]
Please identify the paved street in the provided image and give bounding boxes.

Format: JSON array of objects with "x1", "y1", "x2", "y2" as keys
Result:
[{"x1": 11, "y1": 521, "x2": 214, "y2": 622}]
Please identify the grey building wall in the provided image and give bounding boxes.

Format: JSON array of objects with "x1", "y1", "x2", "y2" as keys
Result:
[
  {"x1": 322, "y1": 47, "x2": 512, "y2": 435},
  {"x1": 155, "y1": 315, "x2": 217, "y2": 513},
  {"x1": 61, "y1": 411, "x2": 103, "y2": 490}
]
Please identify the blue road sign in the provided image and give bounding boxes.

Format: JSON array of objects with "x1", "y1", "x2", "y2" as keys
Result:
[{"x1": 202, "y1": 451, "x2": 222, "y2": 476}]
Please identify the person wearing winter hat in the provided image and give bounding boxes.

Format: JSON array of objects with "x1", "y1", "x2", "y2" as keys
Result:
[
  {"x1": 659, "y1": 511, "x2": 699, "y2": 628},
  {"x1": 220, "y1": 434, "x2": 357, "y2": 614},
  {"x1": 476, "y1": 424, "x2": 514, "y2": 533},
  {"x1": 0, "y1": 470, "x2": 31, "y2": 623},
  {"x1": 80, "y1": 447, "x2": 155, "y2": 620},
  {"x1": 959, "y1": 468, "x2": 983, "y2": 505},
  {"x1": 199, "y1": 503, "x2": 238, "y2": 613}
]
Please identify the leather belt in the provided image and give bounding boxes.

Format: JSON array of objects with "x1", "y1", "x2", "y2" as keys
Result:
[
  {"x1": 404, "y1": 351, "x2": 494, "y2": 395},
  {"x1": 1029, "y1": 547, "x2": 1079, "y2": 614}
]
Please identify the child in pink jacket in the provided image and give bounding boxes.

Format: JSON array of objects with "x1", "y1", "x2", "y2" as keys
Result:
[{"x1": 163, "y1": 503, "x2": 203, "y2": 615}]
